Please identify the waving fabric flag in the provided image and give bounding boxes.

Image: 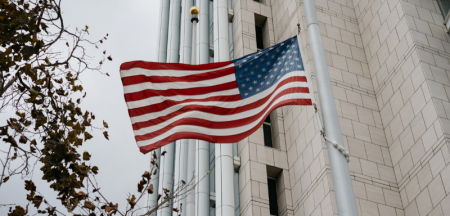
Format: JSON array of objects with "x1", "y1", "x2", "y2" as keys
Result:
[{"x1": 120, "y1": 36, "x2": 312, "y2": 154}]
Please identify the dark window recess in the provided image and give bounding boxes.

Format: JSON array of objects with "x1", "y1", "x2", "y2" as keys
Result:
[
  {"x1": 438, "y1": 0, "x2": 450, "y2": 18},
  {"x1": 253, "y1": 0, "x2": 260, "y2": 2},
  {"x1": 267, "y1": 178, "x2": 279, "y2": 216},
  {"x1": 263, "y1": 115, "x2": 273, "y2": 147},
  {"x1": 255, "y1": 25, "x2": 264, "y2": 50}
]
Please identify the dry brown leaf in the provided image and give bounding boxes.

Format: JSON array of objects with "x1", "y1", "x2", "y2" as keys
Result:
[
  {"x1": 147, "y1": 184, "x2": 154, "y2": 194},
  {"x1": 142, "y1": 171, "x2": 151, "y2": 180}
]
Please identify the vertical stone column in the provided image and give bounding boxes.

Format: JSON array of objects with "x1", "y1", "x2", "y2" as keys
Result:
[
  {"x1": 157, "y1": 0, "x2": 170, "y2": 62},
  {"x1": 173, "y1": 141, "x2": 181, "y2": 201},
  {"x1": 213, "y1": 0, "x2": 235, "y2": 215},
  {"x1": 146, "y1": 148, "x2": 161, "y2": 215},
  {"x1": 178, "y1": 140, "x2": 188, "y2": 216},
  {"x1": 194, "y1": 1, "x2": 211, "y2": 215},
  {"x1": 176, "y1": 1, "x2": 194, "y2": 215},
  {"x1": 179, "y1": 0, "x2": 193, "y2": 64},
  {"x1": 213, "y1": 0, "x2": 230, "y2": 62},
  {"x1": 172, "y1": 141, "x2": 187, "y2": 216},
  {"x1": 196, "y1": 0, "x2": 210, "y2": 64},
  {"x1": 156, "y1": 143, "x2": 175, "y2": 216},
  {"x1": 215, "y1": 144, "x2": 235, "y2": 216},
  {"x1": 185, "y1": 139, "x2": 196, "y2": 216},
  {"x1": 149, "y1": 1, "x2": 171, "y2": 214},
  {"x1": 166, "y1": 0, "x2": 182, "y2": 63},
  {"x1": 195, "y1": 140, "x2": 210, "y2": 216},
  {"x1": 158, "y1": 1, "x2": 181, "y2": 215},
  {"x1": 156, "y1": 146, "x2": 165, "y2": 216}
]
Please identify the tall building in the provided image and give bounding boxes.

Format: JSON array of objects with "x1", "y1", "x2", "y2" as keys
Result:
[{"x1": 149, "y1": 0, "x2": 450, "y2": 215}]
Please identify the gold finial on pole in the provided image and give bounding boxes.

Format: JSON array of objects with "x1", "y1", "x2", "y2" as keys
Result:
[
  {"x1": 190, "y1": 6, "x2": 200, "y2": 15},
  {"x1": 190, "y1": 6, "x2": 199, "y2": 23}
]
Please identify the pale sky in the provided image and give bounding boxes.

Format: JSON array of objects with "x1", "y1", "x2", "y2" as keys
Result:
[{"x1": 0, "y1": 0, "x2": 161, "y2": 214}]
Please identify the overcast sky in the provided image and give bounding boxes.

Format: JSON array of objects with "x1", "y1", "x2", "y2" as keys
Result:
[{"x1": 0, "y1": 0, "x2": 161, "y2": 214}]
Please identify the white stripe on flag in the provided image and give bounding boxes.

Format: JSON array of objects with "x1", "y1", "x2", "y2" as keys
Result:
[
  {"x1": 130, "y1": 72, "x2": 307, "y2": 122},
  {"x1": 133, "y1": 91, "x2": 311, "y2": 135},
  {"x1": 130, "y1": 80, "x2": 307, "y2": 124},
  {"x1": 136, "y1": 93, "x2": 304, "y2": 147},
  {"x1": 126, "y1": 88, "x2": 241, "y2": 109},
  {"x1": 123, "y1": 73, "x2": 237, "y2": 93},
  {"x1": 120, "y1": 64, "x2": 235, "y2": 78}
]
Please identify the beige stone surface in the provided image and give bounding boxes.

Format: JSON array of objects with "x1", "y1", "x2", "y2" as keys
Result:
[{"x1": 233, "y1": 0, "x2": 450, "y2": 215}]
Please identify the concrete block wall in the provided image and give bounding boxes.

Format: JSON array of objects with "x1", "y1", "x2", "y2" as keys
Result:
[
  {"x1": 232, "y1": 0, "x2": 450, "y2": 215},
  {"x1": 270, "y1": 1, "x2": 406, "y2": 216},
  {"x1": 231, "y1": 0, "x2": 275, "y2": 58},
  {"x1": 232, "y1": 0, "x2": 288, "y2": 216},
  {"x1": 354, "y1": 0, "x2": 450, "y2": 215},
  {"x1": 356, "y1": 0, "x2": 450, "y2": 215}
]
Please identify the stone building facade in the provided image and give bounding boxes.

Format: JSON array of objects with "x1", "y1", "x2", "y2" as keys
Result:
[
  {"x1": 232, "y1": 0, "x2": 450, "y2": 215},
  {"x1": 152, "y1": 0, "x2": 450, "y2": 215}
]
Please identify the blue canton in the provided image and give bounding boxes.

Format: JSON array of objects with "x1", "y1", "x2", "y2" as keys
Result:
[{"x1": 233, "y1": 36, "x2": 304, "y2": 99}]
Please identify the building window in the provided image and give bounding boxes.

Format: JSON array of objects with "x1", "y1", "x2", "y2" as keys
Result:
[
  {"x1": 263, "y1": 115, "x2": 273, "y2": 147},
  {"x1": 267, "y1": 178, "x2": 279, "y2": 216},
  {"x1": 254, "y1": 14, "x2": 268, "y2": 51},
  {"x1": 209, "y1": 49, "x2": 214, "y2": 63},
  {"x1": 266, "y1": 166, "x2": 283, "y2": 216},
  {"x1": 255, "y1": 25, "x2": 264, "y2": 50},
  {"x1": 438, "y1": 0, "x2": 450, "y2": 18}
]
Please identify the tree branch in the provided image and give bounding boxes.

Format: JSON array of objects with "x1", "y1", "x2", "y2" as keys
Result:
[{"x1": 0, "y1": 146, "x2": 12, "y2": 187}]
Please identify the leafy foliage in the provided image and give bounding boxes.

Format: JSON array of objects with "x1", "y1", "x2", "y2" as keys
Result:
[{"x1": 0, "y1": 1, "x2": 204, "y2": 215}]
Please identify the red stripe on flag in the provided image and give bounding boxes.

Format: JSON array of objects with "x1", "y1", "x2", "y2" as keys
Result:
[
  {"x1": 133, "y1": 87, "x2": 310, "y2": 141},
  {"x1": 122, "y1": 66, "x2": 235, "y2": 85},
  {"x1": 124, "y1": 81, "x2": 239, "y2": 102},
  {"x1": 128, "y1": 76, "x2": 307, "y2": 117},
  {"x1": 128, "y1": 94, "x2": 243, "y2": 117},
  {"x1": 120, "y1": 60, "x2": 233, "y2": 71},
  {"x1": 138, "y1": 98, "x2": 312, "y2": 153},
  {"x1": 132, "y1": 86, "x2": 310, "y2": 130}
]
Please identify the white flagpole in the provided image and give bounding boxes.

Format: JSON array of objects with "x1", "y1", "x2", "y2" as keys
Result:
[{"x1": 302, "y1": 0, "x2": 359, "y2": 215}]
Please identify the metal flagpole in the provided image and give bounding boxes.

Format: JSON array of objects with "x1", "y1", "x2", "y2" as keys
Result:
[
  {"x1": 302, "y1": 0, "x2": 359, "y2": 215},
  {"x1": 191, "y1": 7, "x2": 198, "y2": 65},
  {"x1": 194, "y1": 1, "x2": 211, "y2": 215},
  {"x1": 183, "y1": 6, "x2": 199, "y2": 216}
]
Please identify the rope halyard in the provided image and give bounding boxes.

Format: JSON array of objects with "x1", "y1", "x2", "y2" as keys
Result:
[
  {"x1": 323, "y1": 136, "x2": 350, "y2": 162},
  {"x1": 313, "y1": 103, "x2": 350, "y2": 163}
]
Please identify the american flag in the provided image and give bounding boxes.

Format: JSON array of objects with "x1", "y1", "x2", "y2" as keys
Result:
[{"x1": 120, "y1": 36, "x2": 312, "y2": 154}]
